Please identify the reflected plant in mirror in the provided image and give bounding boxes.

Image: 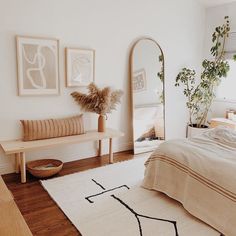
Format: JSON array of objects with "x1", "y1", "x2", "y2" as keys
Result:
[
  {"x1": 131, "y1": 38, "x2": 165, "y2": 154},
  {"x1": 175, "y1": 16, "x2": 236, "y2": 131},
  {"x1": 157, "y1": 55, "x2": 164, "y2": 103}
]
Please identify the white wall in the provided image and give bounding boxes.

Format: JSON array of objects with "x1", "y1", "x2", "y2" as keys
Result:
[
  {"x1": 0, "y1": 0, "x2": 206, "y2": 174},
  {"x1": 204, "y1": 2, "x2": 236, "y2": 118}
]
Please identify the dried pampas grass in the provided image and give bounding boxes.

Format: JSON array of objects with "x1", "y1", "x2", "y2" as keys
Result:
[{"x1": 71, "y1": 83, "x2": 123, "y2": 115}]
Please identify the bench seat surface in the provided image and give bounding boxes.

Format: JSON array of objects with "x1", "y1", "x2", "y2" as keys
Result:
[{"x1": 1, "y1": 128, "x2": 124, "y2": 155}]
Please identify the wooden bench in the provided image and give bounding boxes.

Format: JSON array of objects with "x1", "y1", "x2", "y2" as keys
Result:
[
  {"x1": 0, "y1": 128, "x2": 124, "y2": 183},
  {"x1": 0, "y1": 176, "x2": 32, "y2": 235}
]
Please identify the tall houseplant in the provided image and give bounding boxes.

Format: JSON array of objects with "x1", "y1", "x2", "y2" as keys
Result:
[{"x1": 175, "y1": 16, "x2": 236, "y2": 133}]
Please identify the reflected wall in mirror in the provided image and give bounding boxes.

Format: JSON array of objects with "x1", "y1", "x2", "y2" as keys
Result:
[{"x1": 130, "y1": 38, "x2": 165, "y2": 154}]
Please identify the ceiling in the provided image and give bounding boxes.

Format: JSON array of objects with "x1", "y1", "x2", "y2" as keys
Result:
[{"x1": 198, "y1": 0, "x2": 236, "y2": 7}]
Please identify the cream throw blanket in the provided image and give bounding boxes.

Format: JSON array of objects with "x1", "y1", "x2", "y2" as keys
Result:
[{"x1": 142, "y1": 127, "x2": 236, "y2": 236}]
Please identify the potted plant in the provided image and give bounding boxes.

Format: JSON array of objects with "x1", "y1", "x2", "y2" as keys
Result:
[
  {"x1": 71, "y1": 83, "x2": 123, "y2": 132},
  {"x1": 175, "y1": 16, "x2": 236, "y2": 137}
]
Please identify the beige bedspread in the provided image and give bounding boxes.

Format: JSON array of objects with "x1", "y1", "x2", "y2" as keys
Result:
[{"x1": 142, "y1": 128, "x2": 236, "y2": 236}]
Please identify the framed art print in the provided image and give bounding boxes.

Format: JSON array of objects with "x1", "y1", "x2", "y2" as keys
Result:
[
  {"x1": 66, "y1": 48, "x2": 95, "y2": 87},
  {"x1": 133, "y1": 69, "x2": 147, "y2": 93},
  {"x1": 16, "y1": 36, "x2": 60, "y2": 96}
]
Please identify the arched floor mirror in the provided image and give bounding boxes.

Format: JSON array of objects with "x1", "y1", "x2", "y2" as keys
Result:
[{"x1": 130, "y1": 37, "x2": 165, "y2": 154}]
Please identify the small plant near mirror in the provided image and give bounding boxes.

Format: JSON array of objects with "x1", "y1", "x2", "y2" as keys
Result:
[
  {"x1": 175, "y1": 16, "x2": 236, "y2": 129},
  {"x1": 157, "y1": 55, "x2": 164, "y2": 103},
  {"x1": 71, "y1": 83, "x2": 123, "y2": 132}
]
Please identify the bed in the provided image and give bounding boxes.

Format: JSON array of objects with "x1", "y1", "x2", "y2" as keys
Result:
[{"x1": 142, "y1": 126, "x2": 236, "y2": 236}]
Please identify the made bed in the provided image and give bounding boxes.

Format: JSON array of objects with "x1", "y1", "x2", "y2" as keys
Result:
[{"x1": 142, "y1": 126, "x2": 236, "y2": 236}]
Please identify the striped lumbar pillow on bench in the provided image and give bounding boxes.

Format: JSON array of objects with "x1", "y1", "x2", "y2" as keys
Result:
[{"x1": 20, "y1": 114, "x2": 85, "y2": 141}]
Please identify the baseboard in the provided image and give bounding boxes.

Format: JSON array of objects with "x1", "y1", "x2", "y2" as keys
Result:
[
  {"x1": 0, "y1": 162, "x2": 14, "y2": 175},
  {"x1": 114, "y1": 141, "x2": 133, "y2": 153}
]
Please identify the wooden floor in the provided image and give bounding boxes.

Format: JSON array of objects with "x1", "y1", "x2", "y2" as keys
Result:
[{"x1": 3, "y1": 151, "x2": 135, "y2": 236}]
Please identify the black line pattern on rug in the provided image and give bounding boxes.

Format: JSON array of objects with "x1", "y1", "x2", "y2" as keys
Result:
[
  {"x1": 85, "y1": 179, "x2": 223, "y2": 236},
  {"x1": 92, "y1": 179, "x2": 106, "y2": 190},
  {"x1": 85, "y1": 179, "x2": 129, "y2": 203},
  {"x1": 85, "y1": 179, "x2": 180, "y2": 235},
  {"x1": 111, "y1": 194, "x2": 179, "y2": 236}
]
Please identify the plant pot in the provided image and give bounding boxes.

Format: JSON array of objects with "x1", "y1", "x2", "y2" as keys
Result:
[
  {"x1": 187, "y1": 124, "x2": 209, "y2": 138},
  {"x1": 98, "y1": 114, "x2": 106, "y2": 132}
]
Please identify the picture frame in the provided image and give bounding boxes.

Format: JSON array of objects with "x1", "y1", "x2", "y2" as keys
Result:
[
  {"x1": 16, "y1": 35, "x2": 60, "y2": 96},
  {"x1": 132, "y1": 69, "x2": 147, "y2": 92},
  {"x1": 65, "y1": 47, "x2": 95, "y2": 87},
  {"x1": 16, "y1": 35, "x2": 59, "y2": 96}
]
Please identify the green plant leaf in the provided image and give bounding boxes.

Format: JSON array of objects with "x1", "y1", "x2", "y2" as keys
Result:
[{"x1": 175, "y1": 16, "x2": 232, "y2": 127}]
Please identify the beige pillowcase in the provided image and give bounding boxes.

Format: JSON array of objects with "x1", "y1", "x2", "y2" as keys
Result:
[{"x1": 21, "y1": 115, "x2": 85, "y2": 141}]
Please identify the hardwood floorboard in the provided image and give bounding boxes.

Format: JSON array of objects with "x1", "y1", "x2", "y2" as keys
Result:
[{"x1": 3, "y1": 151, "x2": 135, "y2": 236}]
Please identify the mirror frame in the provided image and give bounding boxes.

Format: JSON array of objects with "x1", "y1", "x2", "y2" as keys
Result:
[{"x1": 130, "y1": 37, "x2": 166, "y2": 154}]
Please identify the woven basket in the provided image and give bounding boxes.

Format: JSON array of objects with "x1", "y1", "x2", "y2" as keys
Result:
[{"x1": 26, "y1": 159, "x2": 63, "y2": 178}]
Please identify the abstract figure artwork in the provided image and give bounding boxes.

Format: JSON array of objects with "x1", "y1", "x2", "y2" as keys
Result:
[
  {"x1": 16, "y1": 36, "x2": 59, "y2": 96},
  {"x1": 66, "y1": 48, "x2": 95, "y2": 87}
]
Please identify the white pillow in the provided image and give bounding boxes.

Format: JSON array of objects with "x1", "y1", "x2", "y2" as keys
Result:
[{"x1": 204, "y1": 126, "x2": 236, "y2": 148}]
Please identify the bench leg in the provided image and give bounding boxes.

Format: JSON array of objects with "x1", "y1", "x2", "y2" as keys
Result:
[
  {"x1": 109, "y1": 138, "x2": 113, "y2": 164},
  {"x1": 20, "y1": 152, "x2": 26, "y2": 183},
  {"x1": 98, "y1": 140, "x2": 102, "y2": 157},
  {"x1": 15, "y1": 153, "x2": 20, "y2": 173}
]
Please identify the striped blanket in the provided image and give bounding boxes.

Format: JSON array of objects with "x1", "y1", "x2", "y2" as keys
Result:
[{"x1": 142, "y1": 127, "x2": 236, "y2": 236}]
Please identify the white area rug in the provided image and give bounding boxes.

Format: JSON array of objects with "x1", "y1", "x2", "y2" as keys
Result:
[{"x1": 41, "y1": 156, "x2": 221, "y2": 236}]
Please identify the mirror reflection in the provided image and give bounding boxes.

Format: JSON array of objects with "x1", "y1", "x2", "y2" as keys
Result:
[{"x1": 131, "y1": 38, "x2": 165, "y2": 154}]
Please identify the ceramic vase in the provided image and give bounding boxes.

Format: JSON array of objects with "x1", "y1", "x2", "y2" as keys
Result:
[{"x1": 98, "y1": 114, "x2": 106, "y2": 132}]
